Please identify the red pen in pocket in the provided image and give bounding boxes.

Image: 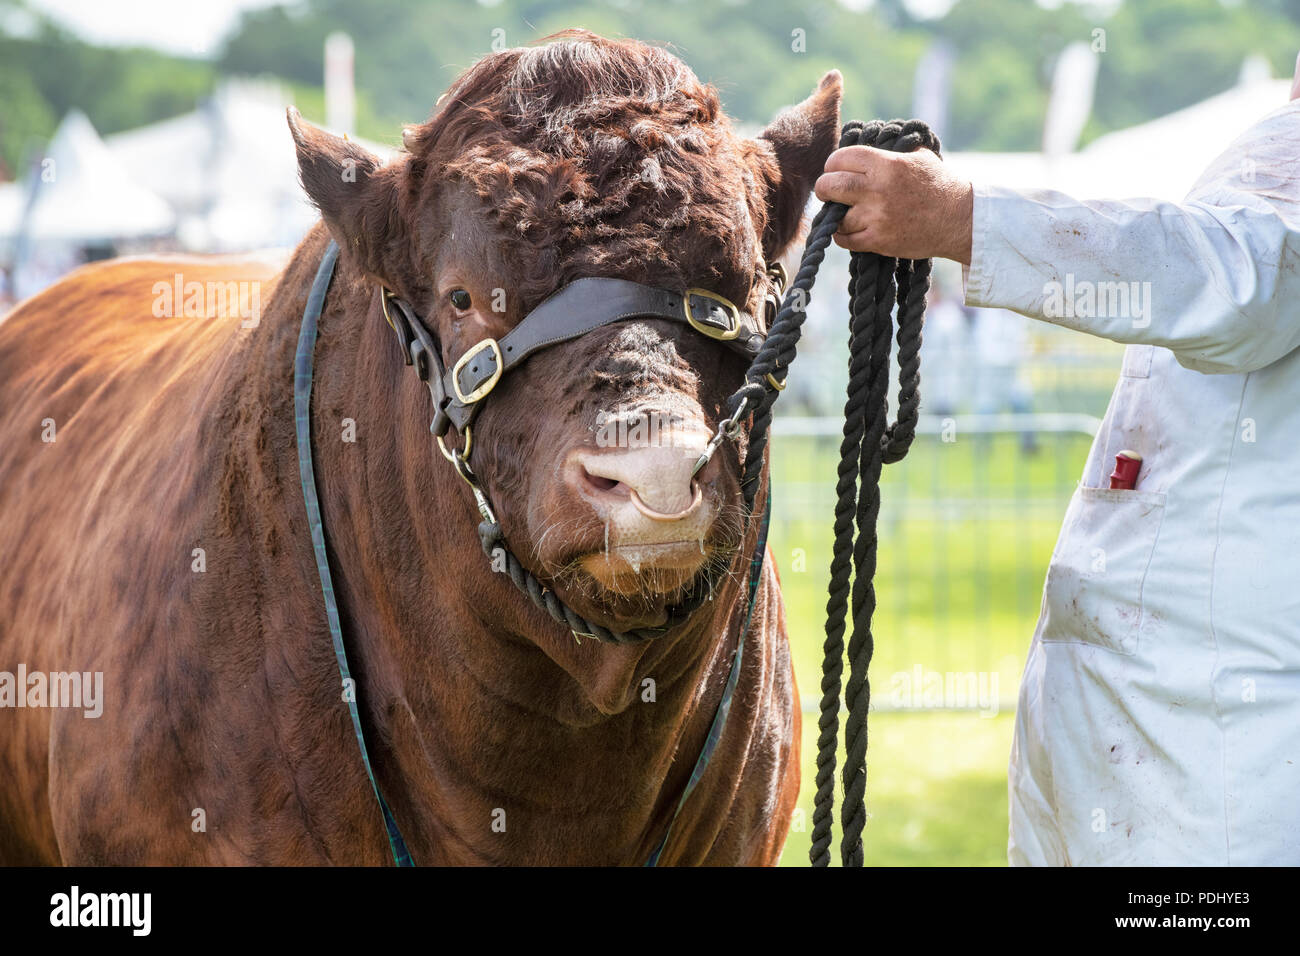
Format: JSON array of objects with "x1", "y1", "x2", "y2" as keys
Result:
[{"x1": 1109, "y1": 450, "x2": 1142, "y2": 490}]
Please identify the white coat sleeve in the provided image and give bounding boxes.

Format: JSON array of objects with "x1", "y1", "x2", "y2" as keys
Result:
[{"x1": 963, "y1": 101, "x2": 1300, "y2": 374}]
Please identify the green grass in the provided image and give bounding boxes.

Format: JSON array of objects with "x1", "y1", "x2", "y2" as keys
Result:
[
  {"x1": 765, "y1": 430, "x2": 1090, "y2": 866},
  {"x1": 779, "y1": 711, "x2": 1016, "y2": 866}
]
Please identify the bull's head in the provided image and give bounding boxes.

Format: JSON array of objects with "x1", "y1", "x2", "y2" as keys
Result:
[{"x1": 290, "y1": 30, "x2": 840, "y2": 637}]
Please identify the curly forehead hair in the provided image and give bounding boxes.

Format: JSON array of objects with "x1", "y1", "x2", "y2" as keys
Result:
[{"x1": 403, "y1": 30, "x2": 776, "y2": 310}]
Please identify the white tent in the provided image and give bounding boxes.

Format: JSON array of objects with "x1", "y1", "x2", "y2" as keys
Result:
[
  {"x1": 105, "y1": 107, "x2": 216, "y2": 219},
  {"x1": 1069, "y1": 77, "x2": 1292, "y2": 199},
  {"x1": 106, "y1": 78, "x2": 396, "y2": 252},
  {"x1": 0, "y1": 109, "x2": 175, "y2": 243},
  {"x1": 946, "y1": 76, "x2": 1293, "y2": 202}
]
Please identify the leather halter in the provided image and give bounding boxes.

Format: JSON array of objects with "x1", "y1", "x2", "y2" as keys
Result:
[{"x1": 379, "y1": 267, "x2": 788, "y2": 445}]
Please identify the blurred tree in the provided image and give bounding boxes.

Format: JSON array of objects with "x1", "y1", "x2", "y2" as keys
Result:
[
  {"x1": 0, "y1": 65, "x2": 54, "y2": 176},
  {"x1": 218, "y1": 5, "x2": 330, "y2": 86},
  {"x1": 0, "y1": 12, "x2": 213, "y2": 173},
  {"x1": 1091, "y1": 0, "x2": 1300, "y2": 137},
  {"x1": 215, "y1": 0, "x2": 924, "y2": 136},
  {"x1": 4, "y1": 0, "x2": 1300, "y2": 177}
]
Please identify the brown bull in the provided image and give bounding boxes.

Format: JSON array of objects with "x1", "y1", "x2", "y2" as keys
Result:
[{"x1": 0, "y1": 31, "x2": 840, "y2": 865}]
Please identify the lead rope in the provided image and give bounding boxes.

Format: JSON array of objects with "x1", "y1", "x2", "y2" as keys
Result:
[{"x1": 712, "y1": 118, "x2": 939, "y2": 868}]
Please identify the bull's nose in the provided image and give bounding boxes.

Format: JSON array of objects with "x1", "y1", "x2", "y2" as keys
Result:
[{"x1": 574, "y1": 441, "x2": 708, "y2": 520}]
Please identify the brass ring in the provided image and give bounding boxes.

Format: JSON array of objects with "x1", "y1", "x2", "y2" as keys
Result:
[{"x1": 437, "y1": 426, "x2": 472, "y2": 465}]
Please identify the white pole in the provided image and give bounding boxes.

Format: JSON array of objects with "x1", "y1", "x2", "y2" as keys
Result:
[{"x1": 325, "y1": 31, "x2": 356, "y2": 137}]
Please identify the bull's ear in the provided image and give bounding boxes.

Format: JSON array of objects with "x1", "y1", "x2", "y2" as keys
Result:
[
  {"x1": 755, "y1": 70, "x2": 842, "y2": 260},
  {"x1": 287, "y1": 107, "x2": 405, "y2": 286}
]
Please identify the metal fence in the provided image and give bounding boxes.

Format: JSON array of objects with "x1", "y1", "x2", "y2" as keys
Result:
[{"x1": 766, "y1": 327, "x2": 1119, "y2": 715}]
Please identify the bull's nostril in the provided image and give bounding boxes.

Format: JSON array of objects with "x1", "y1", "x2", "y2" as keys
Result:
[
  {"x1": 581, "y1": 466, "x2": 623, "y2": 495},
  {"x1": 574, "y1": 439, "x2": 708, "y2": 520}
]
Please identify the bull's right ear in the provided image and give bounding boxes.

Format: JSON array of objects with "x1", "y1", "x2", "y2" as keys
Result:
[
  {"x1": 287, "y1": 107, "x2": 406, "y2": 287},
  {"x1": 754, "y1": 71, "x2": 843, "y2": 260}
]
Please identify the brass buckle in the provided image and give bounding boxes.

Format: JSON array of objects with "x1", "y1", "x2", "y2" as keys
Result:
[
  {"x1": 451, "y1": 338, "x2": 503, "y2": 405},
  {"x1": 684, "y1": 289, "x2": 741, "y2": 342},
  {"x1": 767, "y1": 261, "x2": 789, "y2": 295}
]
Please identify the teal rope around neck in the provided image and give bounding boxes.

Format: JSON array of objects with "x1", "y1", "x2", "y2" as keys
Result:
[{"x1": 295, "y1": 240, "x2": 413, "y2": 867}]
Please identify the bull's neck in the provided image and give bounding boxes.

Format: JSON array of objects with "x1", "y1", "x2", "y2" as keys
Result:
[{"x1": 264, "y1": 230, "x2": 755, "y2": 861}]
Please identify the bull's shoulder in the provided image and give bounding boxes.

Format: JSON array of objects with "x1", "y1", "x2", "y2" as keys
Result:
[{"x1": 82, "y1": 251, "x2": 286, "y2": 288}]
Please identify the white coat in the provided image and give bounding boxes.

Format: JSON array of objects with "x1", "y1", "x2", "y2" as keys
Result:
[{"x1": 963, "y1": 100, "x2": 1300, "y2": 865}]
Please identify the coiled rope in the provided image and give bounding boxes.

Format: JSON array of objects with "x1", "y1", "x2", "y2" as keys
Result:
[{"x1": 723, "y1": 118, "x2": 940, "y2": 867}]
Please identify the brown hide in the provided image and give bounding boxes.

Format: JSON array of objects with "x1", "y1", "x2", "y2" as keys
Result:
[{"x1": 0, "y1": 31, "x2": 840, "y2": 865}]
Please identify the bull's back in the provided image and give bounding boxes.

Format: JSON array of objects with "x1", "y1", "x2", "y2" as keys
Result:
[
  {"x1": 0, "y1": 253, "x2": 282, "y2": 455},
  {"x1": 0, "y1": 255, "x2": 280, "y2": 862}
]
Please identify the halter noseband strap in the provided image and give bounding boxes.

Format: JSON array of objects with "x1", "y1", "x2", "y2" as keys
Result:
[{"x1": 379, "y1": 271, "x2": 785, "y2": 440}]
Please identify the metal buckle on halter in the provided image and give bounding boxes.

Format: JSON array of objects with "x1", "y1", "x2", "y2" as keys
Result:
[
  {"x1": 767, "y1": 261, "x2": 788, "y2": 294},
  {"x1": 762, "y1": 262, "x2": 789, "y2": 333},
  {"x1": 684, "y1": 289, "x2": 741, "y2": 341},
  {"x1": 451, "y1": 338, "x2": 503, "y2": 405}
]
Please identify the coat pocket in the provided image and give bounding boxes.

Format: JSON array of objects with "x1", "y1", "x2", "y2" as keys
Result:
[
  {"x1": 1121, "y1": 344, "x2": 1153, "y2": 378},
  {"x1": 1038, "y1": 485, "x2": 1167, "y2": 656}
]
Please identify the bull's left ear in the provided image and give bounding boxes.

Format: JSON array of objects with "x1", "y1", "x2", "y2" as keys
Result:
[
  {"x1": 754, "y1": 70, "x2": 842, "y2": 260},
  {"x1": 287, "y1": 107, "x2": 406, "y2": 287}
]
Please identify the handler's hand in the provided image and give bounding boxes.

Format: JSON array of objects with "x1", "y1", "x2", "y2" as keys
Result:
[{"x1": 814, "y1": 147, "x2": 974, "y2": 264}]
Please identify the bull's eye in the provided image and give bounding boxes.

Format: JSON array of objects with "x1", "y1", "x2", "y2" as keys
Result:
[{"x1": 449, "y1": 289, "x2": 472, "y2": 311}]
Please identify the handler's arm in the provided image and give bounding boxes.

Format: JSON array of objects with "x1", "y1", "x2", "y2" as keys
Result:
[{"x1": 966, "y1": 103, "x2": 1300, "y2": 375}]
